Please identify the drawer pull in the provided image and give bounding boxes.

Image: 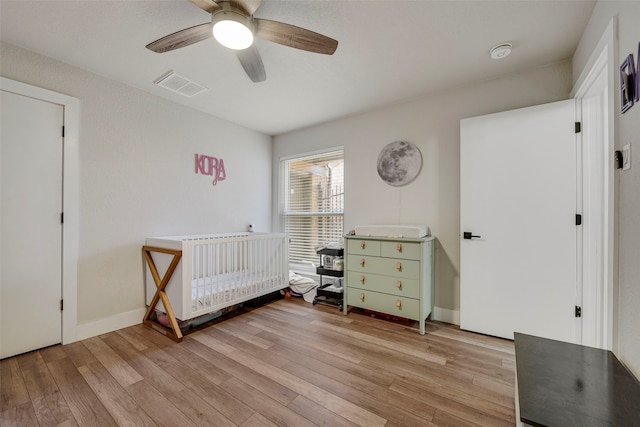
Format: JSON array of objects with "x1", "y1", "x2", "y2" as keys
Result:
[
  {"x1": 360, "y1": 275, "x2": 365, "y2": 284},
  {"x1": 360, "y1": 241, "x2": 366, "y2": 249},
  {"x1": 396, "y1": 262, "x2": 402, "y2": 271},
  {"x1": 360, "y1": 258, "x2": 366, "y2": 267},
  {"x1": 360, "y1": 293, "x2": 365, "y2": 301},
  {"x1": 396, "y1": 280, "x2": 402, "y2": 290},
  {"x1": 396, "y1": 300, "x2": 402, "y2": 308},
  {"x1": 397, "y1": 243, "x2": 402, "y2": 252}
]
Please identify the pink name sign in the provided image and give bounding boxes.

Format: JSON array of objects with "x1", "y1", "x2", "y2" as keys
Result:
[{"x1": 195, "y1": 153, "x2": 226, "y2": 186}]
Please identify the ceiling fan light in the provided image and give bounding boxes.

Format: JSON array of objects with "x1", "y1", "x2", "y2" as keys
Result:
[{"x1": 212, "y1": 12, "x2": 254, "y2": 50}]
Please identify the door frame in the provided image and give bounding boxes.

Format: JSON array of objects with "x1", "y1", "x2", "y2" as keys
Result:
[
  {"x1": 1, "y1": 77, "x2": 79, "y2": 345},
  {"x1": 571, "y1": 18, "x2": 616, "y2": 350}
]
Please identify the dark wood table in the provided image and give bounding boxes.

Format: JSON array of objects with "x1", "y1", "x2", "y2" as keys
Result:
[{"x1": 514, "y1": 332, "x2": 640, "y2": 427}]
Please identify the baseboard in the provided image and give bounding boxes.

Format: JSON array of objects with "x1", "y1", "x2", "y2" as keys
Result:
[
  {"x1": 75, "y1": 306, "x2": 458, "y2": 340},
  {"x1": 432, "y1": 306, "x2": 460, "y2": 325},
  {"x1": 76, "y1": 307, "x2": 146, "y2": 341}
]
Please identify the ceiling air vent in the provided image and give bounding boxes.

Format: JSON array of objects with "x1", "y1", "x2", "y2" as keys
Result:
[{"x1": 153, "y1": 71, "x2": 208, "y2": 97}]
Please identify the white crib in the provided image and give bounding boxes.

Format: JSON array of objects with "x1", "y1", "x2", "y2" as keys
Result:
[{"x1": 143, "y1": 232, "x2": 288, "y2": 341}]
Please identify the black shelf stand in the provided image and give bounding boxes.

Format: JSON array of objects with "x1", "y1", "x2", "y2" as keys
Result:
[{"x1": 313, "y1": 248, "x2": 344, "y2": 310}]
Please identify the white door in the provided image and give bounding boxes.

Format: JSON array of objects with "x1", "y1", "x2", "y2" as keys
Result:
[
  {"x1": 576, "y1": 62, "x2": 612, "y2": 350},
  {"x1": 1, "y1": 90, "x2": 63, "y2": 359},
  {"x1": 460, "y1": 100, "x2": 578, "y2": 343}
]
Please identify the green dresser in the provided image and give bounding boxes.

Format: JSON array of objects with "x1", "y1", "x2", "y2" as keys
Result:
[{"x1": 343, "y1": 235, "x2": 435, "y2": 334}]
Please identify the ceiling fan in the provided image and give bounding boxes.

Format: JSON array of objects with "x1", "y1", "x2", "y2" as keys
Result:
[{"x1": 146, "y1": 0, "x2": 338, "y2": 83}]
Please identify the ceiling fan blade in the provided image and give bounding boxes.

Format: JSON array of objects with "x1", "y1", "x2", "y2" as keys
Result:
[
  {"x1": 233, "y1": 0, "x2": 262, "y2": 15},
  {"x1": 189, "y1": 0, "x2": 220, "y2": 14},
  {"x1": 254, "y1": 18, "x2": 338, "y2": 55},
  {"x1": 236, "y1": 45, "x2": 266, "y2": 82},
  {"x1": 146, "y1": 23, "x2": 213, "y2": 53}
]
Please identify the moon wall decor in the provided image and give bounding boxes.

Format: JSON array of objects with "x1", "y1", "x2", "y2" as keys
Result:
[{"x1": 377, "y1": 140, "x2": 423, "y2": 186}]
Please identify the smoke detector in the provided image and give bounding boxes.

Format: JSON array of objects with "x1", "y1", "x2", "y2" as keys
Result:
[{"x1": 490, "y1": 43, "x2": 512, "y2": 60}]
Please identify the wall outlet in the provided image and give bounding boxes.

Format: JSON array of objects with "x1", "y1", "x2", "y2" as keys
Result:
[{"x1": 622, "y1": 144, "x2": 631, "y2": 171}]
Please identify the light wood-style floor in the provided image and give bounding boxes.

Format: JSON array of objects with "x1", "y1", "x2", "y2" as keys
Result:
[{"x1": 1, "y1": 297, "x2": 516, "y2": 427}]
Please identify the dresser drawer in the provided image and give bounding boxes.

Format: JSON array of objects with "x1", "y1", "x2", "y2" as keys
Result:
[
  {"x1": 347, "y1": 290, "x2": 419, "y2": 320},
  {"x1": 347, "y1": 255, "x2": 420, "y2": 279},
  {"x1": 348, "y1": 273, "x2": 419, "y2": 299},
  {"x1": 381, "y1": 241, "x2": 421, "y2": 260},
  {"x1": 347, "y1": 239, "x2": 380, "y2": 256}
]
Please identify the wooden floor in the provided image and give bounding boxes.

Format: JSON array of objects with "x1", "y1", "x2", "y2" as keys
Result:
[{"x1": 1, "y1": 298, "x2": 516, "y2": 427}]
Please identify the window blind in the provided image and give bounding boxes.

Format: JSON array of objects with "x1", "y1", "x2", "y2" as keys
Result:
[{"x1": 281, "y1": 149, "x2": 344, "y2": 265}]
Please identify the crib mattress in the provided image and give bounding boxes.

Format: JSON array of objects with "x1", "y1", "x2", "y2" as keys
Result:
[{"x1": 354, "y1": 224, "x2": 429, "y2": 238}]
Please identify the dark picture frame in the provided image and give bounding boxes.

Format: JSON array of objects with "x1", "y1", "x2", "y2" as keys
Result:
[
  {"x1": 636, "y1": 42, "x2": 640, "y2": 103},
  {"x1": 620, "y1": 54, "x2": 635, "y2": 113}
]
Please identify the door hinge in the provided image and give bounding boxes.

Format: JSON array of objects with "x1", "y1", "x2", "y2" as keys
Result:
[
  {"x1": 60, "y1": 299, "x2": 64, "y2": 311},
  {"x1": 614, "y1": 150, "x2": 623, "y2": 169},
  {"x1": 62, "y1": 126, "x2": 65, "y2": 137},
  {"x1": 575, "y1": 305, "x2": 582, "y2": 318},
  {"x1": 61, "y1": 212, "x2": 64, "y2": 224},
  {"x1": 575, "y1": 122, "x2": 581, "y2": 133},
  {"x1": 575, "y1": 214, "x2": 582, "y2": 225}
]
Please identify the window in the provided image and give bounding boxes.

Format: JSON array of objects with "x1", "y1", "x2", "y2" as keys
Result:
[{"x1": 280, "y1": 149, "x2": 344, "y2": 268}]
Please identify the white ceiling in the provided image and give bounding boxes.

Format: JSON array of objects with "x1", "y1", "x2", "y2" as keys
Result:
[{"x1": 0, "y1": 0, "x2": 596, "y2": 135}]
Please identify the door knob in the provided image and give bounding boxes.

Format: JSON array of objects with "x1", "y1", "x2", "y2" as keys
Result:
[{"x1": 463, "y1": 232, "x2": 481, "y2": 240}]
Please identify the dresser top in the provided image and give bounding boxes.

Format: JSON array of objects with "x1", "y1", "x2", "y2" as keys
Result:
[{"x1": 345, "y1": 234, "x2": 435, "y2": 243}]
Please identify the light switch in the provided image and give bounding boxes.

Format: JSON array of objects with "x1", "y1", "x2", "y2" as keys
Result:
[{"x1": 622, "y1": 144, "x2": 631, "y2": 171}]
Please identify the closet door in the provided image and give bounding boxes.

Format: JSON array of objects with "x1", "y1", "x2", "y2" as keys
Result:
[
  {"x1": 1, "y1": 90, "x2": 63, "y2": 359},
  {"x1": 460, "y1": 100, "x2": 578, "y2": 343}
]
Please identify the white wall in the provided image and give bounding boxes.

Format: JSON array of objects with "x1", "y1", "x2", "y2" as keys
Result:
[
  {"x1": 1, "y1": 42, "x2": 273, "y2": 337},
  {"x1": 273, "y1": 61, "x2": 573, "y2": 322},
  {"x1": 573, "y1": 1, "x2": 640, "y2": 378}
]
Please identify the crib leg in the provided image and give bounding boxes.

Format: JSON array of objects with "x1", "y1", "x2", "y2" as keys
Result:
[{"x1": 142, "y1": 246, "x2": 184, "y2": 342}]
